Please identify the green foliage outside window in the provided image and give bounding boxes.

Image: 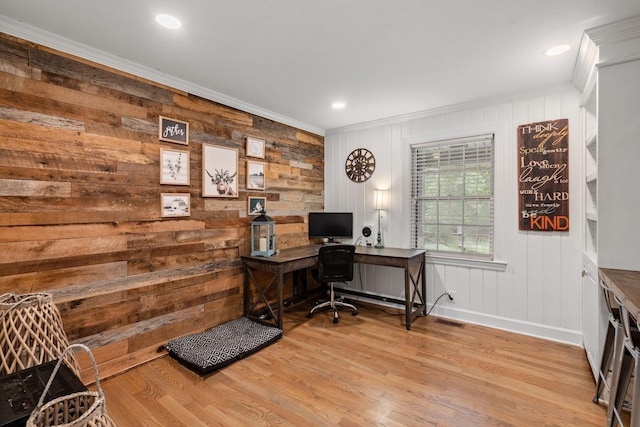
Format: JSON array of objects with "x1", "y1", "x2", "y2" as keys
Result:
[{"x1": 411, "y1": 136, "x2": 494, "y2": 258}]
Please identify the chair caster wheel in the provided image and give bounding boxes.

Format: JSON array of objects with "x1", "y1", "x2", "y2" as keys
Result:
[
  {"x1": 352, "y1": 310, "x2": 358, "y2": 316},
  {"x1": 333, "y1": 317, "x2": 339, "y2": 324},
  {"x1": 308, "y1": 313, "x2": 313, "y2": 319}
]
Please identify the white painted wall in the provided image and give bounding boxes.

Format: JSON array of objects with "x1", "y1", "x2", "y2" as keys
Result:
[{"x1": 325, "y1": 86, "x2": 585, "y2": 345}]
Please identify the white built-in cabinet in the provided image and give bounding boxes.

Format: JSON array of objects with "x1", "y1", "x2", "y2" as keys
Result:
[
  {"x1": 578, "y1": 15, "x2": 640, "y2": 379},
  {"x1": 581, "y1": 77, "x2": 604, "y2": 379}
]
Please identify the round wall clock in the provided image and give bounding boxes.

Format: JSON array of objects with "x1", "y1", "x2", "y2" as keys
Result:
[{"x1": 345, "y1": 148, "x2": 375, "y2": 182}]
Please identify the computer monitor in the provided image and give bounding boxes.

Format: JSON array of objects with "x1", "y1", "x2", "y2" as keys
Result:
[{"x1": 308, "y1": 212, "x2": 353, "y2": 243}]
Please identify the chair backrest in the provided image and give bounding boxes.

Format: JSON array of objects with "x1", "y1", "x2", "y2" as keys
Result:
[
  {"x1": 616, "y1": 295, "x2": 640, "y2": 350},
  {"x1": 600, "y1": 279, "x2": 622, "y2": 322},
  {"x1": 317, "y1": 244, "x2": 356, "y2": 283}
]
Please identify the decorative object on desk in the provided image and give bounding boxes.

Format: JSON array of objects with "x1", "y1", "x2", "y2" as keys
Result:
[
  {"x1": 161, "y1": 193, "x2": 190, "y2": 217},
  {"x1": 361, "y1": 225, "x2": 373, "y2": 246},
  {"x1": 250, "y1": 209, "x2": 276, "y2": 256},
  {"x1": 374, "y1": 189, "x2": 388, "y2": 248},
  {"x1": 26, "y1": 343, "x2": 116, "y2": 427},
  {"x1": 246, "y1": 136, "x2": 266, "y2": 159},
  {"x1": 345, "y1": 148, "x2": 375, "y2": 182},
  {"x1": 0, "y1": 293, "x2": 80, "y2": 377},
  {"x1": 246, "y1": 160, "x2": 265, "y2": 190},
  {"x1": 202, "y1": 143, "x2": 238, "y2": 198},
  {"x1": 159, "y1": 115, "x2": 188, "y2": 145},
  {"x1": 160, "y1": 148, "x2": 189, "y2": 185}
]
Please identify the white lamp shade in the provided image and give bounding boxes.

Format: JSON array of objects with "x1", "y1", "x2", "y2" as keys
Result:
[{"x1": 374, "y1": 190, "x2": 388, "y2": 210}]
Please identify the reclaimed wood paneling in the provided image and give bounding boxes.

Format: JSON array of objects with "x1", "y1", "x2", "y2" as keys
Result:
[{"x1": 0, "y1": 32, "x2": 323, "y2": 379}]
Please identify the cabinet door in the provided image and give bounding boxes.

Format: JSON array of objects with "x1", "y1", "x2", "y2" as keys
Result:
[
  {"x1": 598, "y1": 60, "x2": 640, "y2": 271},
  {"x1": 581, "y1": 261, "x2": 605, "y2": 380}
]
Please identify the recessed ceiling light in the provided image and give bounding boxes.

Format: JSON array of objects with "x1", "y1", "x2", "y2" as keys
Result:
[
  {"x1": 332, "y1": 102, "x2": 346, "y2": 109},
  {"x1": 156, "y1": 14, "x2": 182, "y2": 29},
  {"x1": 544, "y1": 44, "x2": 570, "y2": 56}
]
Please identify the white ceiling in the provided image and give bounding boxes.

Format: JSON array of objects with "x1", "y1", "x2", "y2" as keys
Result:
[{"x1": 1, "y1": 1, "x2": 640, "y2": 135}]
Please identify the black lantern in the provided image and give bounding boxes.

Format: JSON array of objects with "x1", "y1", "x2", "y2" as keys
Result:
[{"x1": 250, "y1": 210, "x2": 276, "y2": 256}]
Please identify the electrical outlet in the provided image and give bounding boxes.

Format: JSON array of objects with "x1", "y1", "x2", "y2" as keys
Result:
[{"x1": 446, "y1": 290, "x2": 456, "y2": 302}]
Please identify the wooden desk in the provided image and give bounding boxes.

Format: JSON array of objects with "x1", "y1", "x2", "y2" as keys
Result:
[
  {"x1": 599, "y1": 268, "x2": 640, "y2": 319},
  {"x1": 242, "y1": 245, "x2": 427, "y2": 331}
]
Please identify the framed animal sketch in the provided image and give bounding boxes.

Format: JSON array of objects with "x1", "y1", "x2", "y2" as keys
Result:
[{"x1": 202, "y1": 144, "x2": 238, "y2": 198}]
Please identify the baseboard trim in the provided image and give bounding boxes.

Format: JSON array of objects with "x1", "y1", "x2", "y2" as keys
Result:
[{"x1": 430, "y1": 305, "x2": 583, "y2": 347}]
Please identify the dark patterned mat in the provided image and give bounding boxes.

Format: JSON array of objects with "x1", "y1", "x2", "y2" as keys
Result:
[{"x1": 165, "y1": 317, "x2": 283, "y2": 374}]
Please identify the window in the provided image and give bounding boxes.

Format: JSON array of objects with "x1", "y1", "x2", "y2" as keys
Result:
[{"x1": 411, "y1": 134, "x2": 494, "y2": 259}]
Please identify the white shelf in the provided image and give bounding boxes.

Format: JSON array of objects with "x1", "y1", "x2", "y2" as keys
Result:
[
  {"x1": 583, "y1": 251, "x2": 598, "y2": 273},
  {"x1": 586, "y1": 211, "x2": 598, "y2": 221},
  {"x1": 586, "y1": 132, "x2": 597, "y2": 147},
  {"x1": 586, "y1": 172, "x2": 598, "y2": 183}
]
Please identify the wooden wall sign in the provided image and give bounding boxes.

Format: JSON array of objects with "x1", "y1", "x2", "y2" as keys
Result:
[
  {"x1": 159, "y1": 116, "x2": 189, "y2": 144},
  {"x1": 517, "y1": 118, "x2": 569, "y2": 232}
]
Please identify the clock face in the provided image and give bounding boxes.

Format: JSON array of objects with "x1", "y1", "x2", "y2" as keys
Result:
[{"x1": 345, "y1": 148, "x2": 375, "y2": 182}]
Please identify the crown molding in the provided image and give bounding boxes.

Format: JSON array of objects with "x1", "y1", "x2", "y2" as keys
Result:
[
  {"x1": 325, "y1": 82, "x2": 576, "y2": 136},
  {"x1": 571, "y1": 33, "x2": 599, "y2": 95},
  {"x1": 572, "y1": 14, "x2": 640, "y2": 103},
  {"x1": 585, "y1": 14, "x2": 640, "y2": 46},
  {"x1": 0, "y1": 15, "x2": 325, "y2": 137}
]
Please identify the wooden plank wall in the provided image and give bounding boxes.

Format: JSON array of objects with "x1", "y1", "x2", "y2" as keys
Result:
[{"x1": 0, "y1": 33, "x2": 324, "y2": 380}]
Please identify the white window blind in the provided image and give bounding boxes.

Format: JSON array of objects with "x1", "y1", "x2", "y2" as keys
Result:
[{"x1": 410, "y1": 134, "x2": 494, "y2": 259}]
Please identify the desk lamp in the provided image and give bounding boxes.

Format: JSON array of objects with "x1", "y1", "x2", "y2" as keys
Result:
[{"x1": 374, "y1": 190, "x2": 388, "y2": 248}]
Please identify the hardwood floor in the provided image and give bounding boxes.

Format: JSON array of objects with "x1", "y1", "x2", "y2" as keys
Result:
[{"x1": 98, "y1": 300, "x2": 609, "y2": 426}]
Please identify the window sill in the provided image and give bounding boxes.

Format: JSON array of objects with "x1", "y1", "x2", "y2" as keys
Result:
[{"x1": 425, "y1": 253, "x2": 507, "y2": 271}]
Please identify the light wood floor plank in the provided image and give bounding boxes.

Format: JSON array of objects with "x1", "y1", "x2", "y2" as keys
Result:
[{"x1": 98, "y1": 301, "x2": 611, "y2": 426}]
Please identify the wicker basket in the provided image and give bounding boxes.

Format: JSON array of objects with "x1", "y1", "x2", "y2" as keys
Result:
[
  {"x1": 26, "y1": 344, "x2": 116, "y2": 427},
  {"x1": 0, "y1": 293, "x2": 80, "y2": 377}
]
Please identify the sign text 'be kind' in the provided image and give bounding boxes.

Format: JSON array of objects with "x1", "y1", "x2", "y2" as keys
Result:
[{"x1": 518, "y1": 118, "x2": 569, "y2": 232}]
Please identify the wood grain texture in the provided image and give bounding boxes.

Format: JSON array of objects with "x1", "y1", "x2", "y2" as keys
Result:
[
  {"x1": 0, "y1": 32, "x2": 323, "y2": 377},
  {"x1": 98, "y1": 302, "x2": 611, "y2": 426}
]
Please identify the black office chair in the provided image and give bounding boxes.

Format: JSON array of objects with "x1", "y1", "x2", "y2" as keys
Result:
[{"x1": 308, "y1": 244, "x2": 358, "y2": 323}]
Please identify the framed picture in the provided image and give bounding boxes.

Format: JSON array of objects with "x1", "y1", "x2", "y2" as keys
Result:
[
  {"x1": 159, "y1": 116, "x2": 189, "y2": 145},
  {"x1": 247, "y1": 161, "x2": 265, "y2": 190},
  {"x1": 161, "y1": 193, "x2": 190, "y2": 217},
  {"x1": 160, "y1": 148, "x2": 190, "y2": 185},
  {"x1": 248, "y1": 196, "x2": 266, "y2": 215},
  {"x1": 202, "y1": 143, "x2": 239, "y2": 198},
  {"x1": 246, "y1": 137, "x2": 265, "y2": 159}
]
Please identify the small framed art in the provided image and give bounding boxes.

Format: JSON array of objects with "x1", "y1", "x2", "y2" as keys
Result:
[
  {"x1": 161, "y1": 193, "x2": 190, "y2": 217},
  {"x1": 159, "y1": 116, "x2": 189, "y2": 145},
  {"x1": 160, "y1": 148, "x2": 190, "y2": 185},
  {"x1": 247, "y1": 161, "x2": 265, "y2": 190},
  {"x1": 202, "y1": 143, "x2": 239, "y2": 197},
  {"x1": 246, "y1": 137, "x2": 265, "y2": 158},
  {"x1": 248, "y1": 196, "x2": 266, "y2": 215}
]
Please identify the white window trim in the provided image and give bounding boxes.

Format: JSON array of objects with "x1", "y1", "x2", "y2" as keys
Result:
[
  {"x1": 404, "y1": 123, "x2": 509, "y2": 270},
  {"x1": 425, "y1": 253, "x2": 507, "y2": 271}
]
